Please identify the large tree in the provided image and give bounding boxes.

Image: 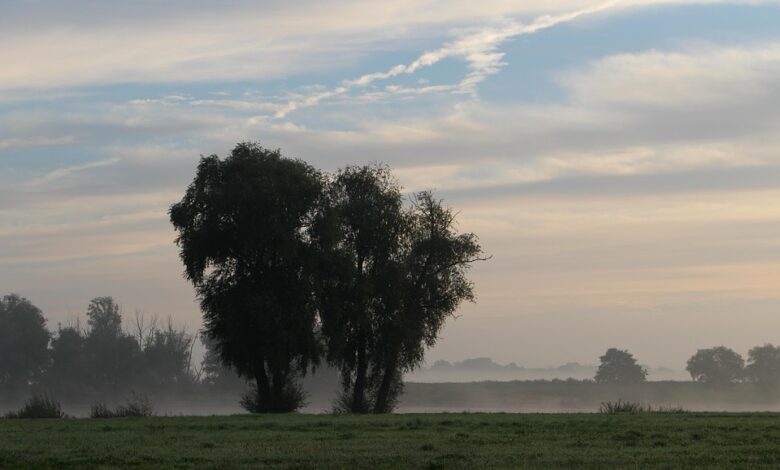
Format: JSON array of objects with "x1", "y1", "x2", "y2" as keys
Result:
[
  {"x1": 170, "y1": 142, "x2": 324, "y2": 412},
  {"x1": 744, "y1": 344, "x2": 780, "y2": 387},
  {"x1": 594, "y1": 348, "x2": 647, "y2": 384},
  {"x1": 686, "y1": 346, "x2": 744, "y2": 386},
  {"x1": 0, "y1": 294, "x2": 50, "y2": 392},
  {"x1": 313, "y1": 165, "x2": 484, "y2": 413}
]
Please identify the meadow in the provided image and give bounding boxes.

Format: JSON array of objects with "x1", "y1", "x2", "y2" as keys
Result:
[{"x1": 3, "y1": 413, "x2": 780, "y2": 469}]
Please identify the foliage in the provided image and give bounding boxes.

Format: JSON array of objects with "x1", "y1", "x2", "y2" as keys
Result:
[
  {"x1": 141, "y1": 320, "x2": 195, "y2": 390},
  {"x1": 86, "y1": 296, "x2": 123, "y2": 337},
  {"x1": 199, "y1": 334, "x2": 245, "y2": 390},
  {"x1": 313, "y1": 165, "x2": 485, "y2": 413},
  {"x1": 240, "y1": 382, "x2": 305, "y2": 414},
  {"x1": 745, "y1": 344, "x2": 780, "y2": 386},
  {"x1": 83, "y1": 297, "x2": 142, "y2": 392},
  {"x1": 5, "y1": 393, "x2": 65, "y2": 419},
  {"x1": 90, "y1": 394, "x2": 154, "y2": 418},
  {"x1": 598, "y1": 399, "x2": 645, "y2": 413},
  {"x1": 36, "y1": 297, "x2": 196, "y2": 400},
  {"x1": 687, "y1": 346, "x2": 744, "y2": 385},
  {"x1": 2, "y1": 414, "x2": 780, "y2": 468},
  {"x1": 170, "y1": 142, "x2": 324, "y2": 412},
  {"x1": 47, "y1": 326, "x2": 87, "y2": 393},
  {"x1": 594, "y1": 348, "x2": 648, "y2": 384},
  {"x1": 0, "y1": 295, "x2": 51, "y2": 390},
  {"x1": 89, "y1": 401, "x2": 114, "y2": 418}
]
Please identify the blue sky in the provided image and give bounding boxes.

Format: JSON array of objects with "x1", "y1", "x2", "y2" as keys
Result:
[{"x1": 3, "y1": 0, "x2": 780, "y2": 368}]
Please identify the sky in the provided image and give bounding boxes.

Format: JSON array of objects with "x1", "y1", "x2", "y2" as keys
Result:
[{"x1": 3, "y1": 0, "x2": 780, "y2": 370}]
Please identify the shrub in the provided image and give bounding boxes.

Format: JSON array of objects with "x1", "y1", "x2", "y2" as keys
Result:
[
  {"x1": 598, "y1": 399, "x2": 645, "y2": 414},
  {"x1": 90, "y1": 394, "x2": 154, "y2": 418},
  {"x1": 598, "y1": 400, "x2": 689, "y2": 414},
  {"x1": 652, "y1": 405, "x2": 688, "y2": 413},
  {"x1": 89, "y1": 401, "x2": 115, "y2": 418},
  {"x1": 240, "y1": 383, "x2": 305, "y2": 413},
  {"x1": 5, "y1": 393, "x2": 65, "y2": 419},
  {"x1": 116, "y1": 394, "x2": 154, "y2": 417}
]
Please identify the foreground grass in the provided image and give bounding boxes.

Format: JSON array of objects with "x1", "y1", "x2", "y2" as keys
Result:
[{"x1": 2, "y1": 413, "x2": 780, "y2": 469}]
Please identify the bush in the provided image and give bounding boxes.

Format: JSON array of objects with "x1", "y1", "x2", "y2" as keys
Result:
[
  {"x1": 240, "y1": 383, "x2": 306, "y2": 413},
  {"x1": 598, "y1": 399, "x2": 645, "y2": 414},
  {"x1": 89, "y1": 401, "x2": 115, "y2": 418},
  {"x1": 598, "y1": 399, "x2": 689, "y2": 414},
  {"x1": 90, "y1": 394, "x2": 154, "y2": 418},
  {"x1": 5, "y1": 393, "x2": 65, "y2": 419},
  {"x1": 653, "y1": 405, "x2": 688, "y2": 413}
]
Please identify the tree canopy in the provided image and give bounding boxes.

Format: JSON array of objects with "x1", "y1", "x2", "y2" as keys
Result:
[
  {"x1": 171, "y1": 146, "x2": 485, "y2": 413},
  {"x1": 314, "y1": 165, "x2": 485, "y2": 413},
  {"x1": 0, "y1": 295, "x2": 50, "y2": 390},
  {"x1": 170, "y1": 142, "x2": 324, "y2": 412},
  {"x1": 744, "y1": 344, "x2": 780, "y2": 386},
  {"x1": 686, "y1": 346, "x2": 744, "y2": 385},
  {"x1": 594, "y1": 348, "x2": 647, "y2": 384}
]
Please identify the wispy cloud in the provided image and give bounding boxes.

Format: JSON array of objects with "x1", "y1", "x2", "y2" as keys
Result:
[
  {"x1": 27, "y1": 158, "x2": 121, "y2": 186},
  {"x1": 0, "y1": 136, "x2": 77, "y2": 150},
  {"x1": 274, "y1": 1, "x2": 623, "y2": 117}
]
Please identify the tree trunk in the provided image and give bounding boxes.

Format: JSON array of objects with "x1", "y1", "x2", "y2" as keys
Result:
[
  {"x1": 255, "y1": 361, "x2": 272, "y2": 405},
  {"x1": 373, "y1": 347, "x2": 399, "y2": 414},
  {"x1": 351, "y1": 255, "x2": 369, "y2": 413},
  {"x1": 352, "y1": 328, "x2": 368, "y2": 413}
]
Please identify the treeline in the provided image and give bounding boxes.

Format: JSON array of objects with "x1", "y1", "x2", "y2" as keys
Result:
[
  {"x1": 594, "y1": 347, "x2": 780, "y2": 386},
  {"x1": 0, "y1": 294, "x2": 242, "y2": 402}
]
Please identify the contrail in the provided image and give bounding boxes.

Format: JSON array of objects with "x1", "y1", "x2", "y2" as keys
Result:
[{"x1": 275, "y1": 1, "x2": 623, "y2": 118}]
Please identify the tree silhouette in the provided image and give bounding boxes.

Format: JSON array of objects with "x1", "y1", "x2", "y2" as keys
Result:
[
  {"x1": 312, "y1": 165, "x2": 407, "y2": 412},
  {"x1": 170, "y1": 142, "x2": 324, "y2": 412},
  {"x1": 82, "y1": 296, "x2": 140, "y2": 391},
  {"x1": 686, "y1": 346, "x2": 744, "y2": 385},
  {"x1": 594, "y1": 348, "x2": 647, "y2": 384},
  {"x1": 0, "y1": 294, "x2": 50, "y2": 393},
  {"x1": 46, "y1": 326, "x2": 87, "y2": 396},
  {"x1": 745, "y1": 344, "x2": 780, "y2": 387},
  {"x1": 313, "y1": 166, "x2": 484, "y2": 413}
]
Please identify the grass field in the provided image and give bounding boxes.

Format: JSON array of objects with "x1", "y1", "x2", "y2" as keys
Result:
[{"x1": 2, "y1": 413, "x2": 780, "y2": 469}]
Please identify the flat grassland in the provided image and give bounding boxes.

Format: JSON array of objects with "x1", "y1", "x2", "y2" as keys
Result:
[{"x1": 2, "y1": 413, "x2": 780, "y2": 469}]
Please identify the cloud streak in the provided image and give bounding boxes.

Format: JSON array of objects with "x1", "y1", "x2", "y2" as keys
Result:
[{"x1": 274, "y1": 1, "x2": 623, "y2": 117}]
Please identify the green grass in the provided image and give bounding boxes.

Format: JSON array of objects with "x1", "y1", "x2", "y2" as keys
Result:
[{"x1": 2, "y1": 413, "x2": 780, "y2": 468}]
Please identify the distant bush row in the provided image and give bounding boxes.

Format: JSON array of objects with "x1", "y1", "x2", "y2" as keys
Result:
[{"x1": 3, "y1": 393, "x2": 155, "y2": 419}]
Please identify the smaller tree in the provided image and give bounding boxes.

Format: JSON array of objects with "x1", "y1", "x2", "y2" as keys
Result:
[
  {"x1": 686, "y1": 346, "x2": 744, "y2": 385},
  {"x1": 0, "y1": 294, "x2": 51, "y2": 393},
  {"x1": 82, "y1": 297, "x2": 141, "y2": 391},
  {"x1": 86, "y1": 296, "x2": 123, "y2": 338},
  {"x1": 594, "y1": 348, "x2": 647, "y2": 384},
  {"x1": 46, "y1": 325, "x2": 87, "y2": 397},
  {"x1": 141, "y1": 320, "x2": 196, "y2": 391},
  {"x1": 745, "y1": 344, "x2": 780, "y2": 387}
]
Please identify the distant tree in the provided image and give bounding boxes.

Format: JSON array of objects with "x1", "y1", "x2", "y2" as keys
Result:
[
  {"x1": 82, "y1": 296, "x2": 140, "y2": 391},
  {"x1": 46, "y1": 325, "x2": 87, "y2": 396},
  {"x1": 0, "y1": 294, "x2": 50, "y2": 392},
  {"x1": 313, "y1": 165, "x2": 484, "y2": 413},
  {"x1": 86, "y1": 296, "x2": 123, "y2": 337},
  {"x1": 745, "y1": 344, "x2": 780, "y2": 387},
  {"x1": 686, "y1": 346, "x2": 744, "y2": 385},
  {"x1": 170, "y1": 142, "x2": 324, "y2": 412},
  {"x1": 594, "y1": 348, "x2": 647, "y2": 384},
  {"x1": 141, "y1": 320, "x2": 195, "y2": 390}
]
